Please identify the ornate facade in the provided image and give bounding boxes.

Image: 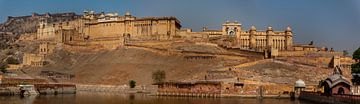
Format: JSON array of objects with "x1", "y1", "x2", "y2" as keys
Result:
[
  {"x1": 38, "y1": 42, "x2": 56, "y2": 55},
  {"x1": 36, "y1": 11, "x2": 293, "y2": 51},
  {"x1": 37, "y1": 11, "x2": 181, "y2": 49},
  {"x1": 180, "y1": 21, "x2": 293, "y2": 51},
  {"x1": 214, "y1": 21, "x2": 292, "y2": 51},
  {"x1": 237, "y1": 25, "x2": 293, "y2": 51},
  {"x1": 22, "y1": 53, "x2": 46, "y2": 67},
  {"x1": 82, "y1": 11, "x2": 181, "y2": 40}
]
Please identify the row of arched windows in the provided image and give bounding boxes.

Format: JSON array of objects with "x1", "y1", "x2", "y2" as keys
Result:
[
  {"x1": 273, "y1": 39, "x2": 286, "y2": 50},
  {"x1": 256, "y1": 39, "x2": 267, "y2": 48},
  {"x1": 238, "y1": 38, "x2": 287, "y2": 50},
  {"x1": 40, "y1": 48, "x2": 49, "y2": 53}
]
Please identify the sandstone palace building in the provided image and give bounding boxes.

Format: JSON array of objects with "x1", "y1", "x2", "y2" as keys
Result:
[
  {"x1": 185, "y1": 21, "x2": 293, "y2": 51},
  {"x1": 15, "y1": 10, "x2": 324, "y2": 67},
  {"x1": 35, "y1": 10, "x2": 307, "y2": 52},
  {"x1": 37, "y1": 11, "x2": 181, "y2": 49},
  {"x1": 82, "y1": 11, "x2": 181, "y2": 40}
]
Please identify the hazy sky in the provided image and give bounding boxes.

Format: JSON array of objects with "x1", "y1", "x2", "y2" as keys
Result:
[{"x1": 0, "y1": 0, "x2": 359, "y2": 52}]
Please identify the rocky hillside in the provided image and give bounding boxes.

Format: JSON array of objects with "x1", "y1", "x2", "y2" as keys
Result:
[
  {"x1": 19, "y1": 40, "x2": 350, "y2": 86},
  {"x1": 23, "y1": 44, "x2": 251, "y2": 85},
  {"x1": 0, "y1": 12, "x2": 79, "y2": 33},
  {"x1": 0, "y1": 12, "x2": 80, "y2": 50},
  {"x1": 0, "y1": 12, "x2": 80, "y2": 67}
]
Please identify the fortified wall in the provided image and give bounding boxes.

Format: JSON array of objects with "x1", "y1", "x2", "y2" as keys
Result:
[
  {"x1": 34, "y1": 10, "x2": 328, "y2": 54},
  {"x1": 22, "y1": 53, "x2": 46, "y2": 67},
  {"x1": 18, "y1": 10, "x2": 342, "y2": 68},
  {"x1": 180, "y1": 21, "x2": 294, "y2": 53},
  {"x1": 0, "y1": 12, "x2": 79, "y2": 34},
  {"x1": 35, "y1": 11, "x2": 181, "y2": 50}
]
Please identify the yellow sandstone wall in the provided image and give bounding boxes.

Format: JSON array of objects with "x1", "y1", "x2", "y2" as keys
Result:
[
  {"x1": 278, "y1": 51, "x2": 343, "y2": 57},
  {"x1": 7, "y1": 64, "x2": 23, "y2": 70},
  {"x1": 22, "y1": 53, "x2": 45, "y2": 67},
  {"x1": 86, "y1": 22, "x2": 124, "y2": 39},
  {"x1": 19, "y1": 33, "x2": 37, "y2": 41},
  {"x1": 38, "y1": 42, "x2": 56, "y2": 55},
  {"x1": 240, "y1": 84, "x2": 293, "y2": 95}
]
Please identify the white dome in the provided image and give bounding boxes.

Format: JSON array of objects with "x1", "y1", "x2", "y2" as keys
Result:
[
  {"x1": 250, "y1": 26, "x2": 256, "y2": 31},
  {"x1": 286, "y1": 26, "x2": 292, "y2": 31},
  {"x1": 125, "y1": 11, "x2": 131, "y2": 16},
  {"x1": 295, "y1": 79, "x2": 306, "y2": 88}
]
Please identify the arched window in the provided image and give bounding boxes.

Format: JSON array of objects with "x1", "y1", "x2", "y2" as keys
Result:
[
  {"x1": 338, "y1": 87, "x2": 345, "y2": 94},
  {"x1": 229, "y1": 31, "x2": 235, "y2": 36}
]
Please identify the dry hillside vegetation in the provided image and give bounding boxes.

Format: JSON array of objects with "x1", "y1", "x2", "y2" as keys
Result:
[{"x1": 23, "y1": 44, "x2": 250, "y2": 85}]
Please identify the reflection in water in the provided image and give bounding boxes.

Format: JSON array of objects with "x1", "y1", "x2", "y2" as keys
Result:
[
  {"x1": 0, "y1": 92, "x2": 315, "y2": 104},
  {"x1": 129, "y1": 94, "x2": 135, "y2": 104},
  {"x1": 20, "y1": 95, "x2": 37, "y2": 104}
]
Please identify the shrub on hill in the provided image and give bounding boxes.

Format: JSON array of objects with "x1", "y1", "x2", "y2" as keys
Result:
[{"x1": 354, "y1": 47, "x2": 360, "y2": 61}]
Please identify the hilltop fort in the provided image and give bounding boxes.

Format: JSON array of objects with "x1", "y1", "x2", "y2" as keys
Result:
[
  {"x1": 0, "y1": 11, "x2": 354, "y2": 95},
  {"x1": 33, "y1": 11, "x2": 296, "y2": 51}
]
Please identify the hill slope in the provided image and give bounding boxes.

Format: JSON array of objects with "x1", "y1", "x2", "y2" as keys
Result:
[{"x1": 24, "y1": 46, "x2": 249, "y2": 85}]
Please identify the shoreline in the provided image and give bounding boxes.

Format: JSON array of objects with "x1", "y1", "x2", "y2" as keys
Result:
[
  {"x1": 149, "y1": 93, "x2": 292, "y2": 99},
  {"x1": 1, "y1": 84, "x2": 294, "y2": 99}
]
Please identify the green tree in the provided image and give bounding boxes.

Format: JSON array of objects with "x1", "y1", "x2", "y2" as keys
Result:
[
  {"x1": 351, "y1": 47, "x2": 360, "y2": 85},
  {"x1": 352, "y1": 63, "x2": 360, "y2": 73},
  {"x1": 353, "y1": 47, "x2": 360, "y2": 73},
  {"x1": 152, "y1": 70, "x2": 166, "y2": 83},
  {"x1": 0, "y1": 66, "x2": 7, "y2": 73},
  {"x1": 354, "y1": 47, "x2": 360, "y2": 61},
  {"x1": 129, "y1": 80, "x2": 136, "y2": 88}
]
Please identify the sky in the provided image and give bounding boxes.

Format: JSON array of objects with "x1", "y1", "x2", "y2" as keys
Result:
[{"x1": 0, "y1": 0, "x2": 359, "y2": 52}]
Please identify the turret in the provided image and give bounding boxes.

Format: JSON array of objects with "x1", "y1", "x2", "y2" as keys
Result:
[
  {"x1": 249, "y1": 26, "x2": 256, "y2": 33},
  {"x1": 89, "y1": 11, "x2": 95, "y2": 14},
  {"x1": 83, "y1": 10, "x2": 96, "y2": 19},
  {"x1": 285, "y1": 26, "x2": 293, "y2": 50},
  {"x1": 266, "y1": 26, "x2": 274, "y2": 49},
  {"x1": 99, "y1": 12, "x2": 105, "y2": 18},
  {"x1": 83, "y1": 10, "x2": 89, "y2": 18},
  {"x1": 267, "y1": 26, "x2": 273, "y2": 32},
  {"x1": 285, "y1": 26, "x2": 292, "y2": 35},
  {"x1": 125, "y1": 11, "x2": 131, "y2": 16},
  {"x1": 249, "y1": 26, "x2": 257, "y2": 49},
  {"x1": 202, "y1": 27, "x2": 208, "y2": 31}
]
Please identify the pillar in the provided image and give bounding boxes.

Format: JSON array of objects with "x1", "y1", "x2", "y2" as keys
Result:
[
  {"x1": 279, "y1": 40, "x2": 284, "y2": 50},
  {"x1": 276, "y1": 39, "x2": 279, "y2": 49}
]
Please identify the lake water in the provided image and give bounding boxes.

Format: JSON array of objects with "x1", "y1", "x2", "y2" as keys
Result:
[{"x1": 0, "y1": 93, "x2": 315, "y2": 104}]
